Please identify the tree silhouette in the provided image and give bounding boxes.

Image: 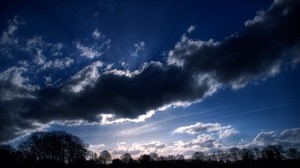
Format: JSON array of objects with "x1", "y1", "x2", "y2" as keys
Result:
[
  {"x1": 138, "y1": 154, "x2": 151, "y2": 163},
  {"x1": 120, "y1": 153, "x2": 133, "y2": 164},
  {"x1": 149, "y1": 152, "x2": 159, "y2": 161},
  {"x1": 286, "y1": 148, "x2": 298, "y2": 160},
  {"x1": 0, "y1": 144, "x2": 17, "y2": 166},
  {"x1": 239, "y1": 148, "x2": 254, "y2": 161},
  {"x1": 192, "y1": 151, "x2": 205, "y2": 161},
  {"x1": 262, "y1": 145, "x2": 284, "y2": 161},
  {"x1": 18, "y1": 131, "x2": 87, "y2": 164},
  {"x1": 98, "y1": 150, "x2": 112, "y2": 164},
  {"x1": 229, "y1": 147, "x2": 240, "y2": 162}
]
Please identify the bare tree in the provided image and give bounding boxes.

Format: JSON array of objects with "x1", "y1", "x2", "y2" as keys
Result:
[
  {"x1": 18, "y1": 131, "x2": 87, "y2": 164},
  {"x1": 229, "y1": 147, "x2": 240, "y2": 162},
  {"x1": 286, "y1": 148, "x2": 298, "y2": 160},
  {"x1": 192, "y1": 151, "x2": 205, "y2": 161},
  {"x1": 98, "y1": 150, "x2": 112, "y2": 164},
  {"x1": 239, "y1": 148, "x2": 254, "y2": 161},
  {"x1": 262, "y1": 145, "x2": 284, "y2": 161},
  {"x1": 149, "y1": 152, "x2": 158, "y2": 161},
  {"x1": 120, "y1": 153, "x2": 133, "y2": 164},
  {"x1": 138, "y1": 154, "x2": 151, "y2": 163}
]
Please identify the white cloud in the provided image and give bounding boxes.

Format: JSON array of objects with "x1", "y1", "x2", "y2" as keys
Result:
[
  {"x1": 173, "y1": 122, "x2": 239, "y2": 139},
  {"x1": 0, "y1": 16, "x2": 20, "y2": 45},
  {"x1": 41, "y1": 57, "x2": 74, "y2": 70},
  {"x1": 131, "y1": 41, "x2": 145, "y2": 57},
  {"x1": 187, "y1": 25, "x2": 196, "y2": 33},
  {"x1": 112, "y1": 141, "x2": 169, "y2": 158},
  {"x1": 252, "y1": 131, "x2": 277, "y2": 146},
  {"x1": 89, "y1": 144, "x2": 106, "y2": 155},
  {"x1": 94, "y1": 128, "x2": 300, "y2": 159},
  {"x1": 167, "y1": 35, "x2": 218, "y2": 67},
  {"x1": 25, "y1": 36, "x2": 64, "y2": 66},
  {"x1": 50, "y1": 42, "x2": 63, "y2": 56},
  {"x1": 279, "y1": 128, "x2": 300, "y2": 142},
  {"x1": 92, "y1": 29, "x2": 102, "y2": 39},
  {"x1": 244, "y1": 128, "x2": 300, "y2": 149},
  {"x1": 100, "y1": 110, "x2": 156, "y2": 125},
  {"x1": 0, "y1": 66, "x2": 38, "y2": 100},
  {"x1": 110, "y1": 135, "x2": 225, "y2": 159},
  {"x1": 67, "y1": 61, "x2": 103, "y2": 93},
  {"x1": 0, "y1": 16, "x2": 21, "y2": 56},
  {"x1": 75, "y1": 41, "x2": 102, "y2": 59},
  {"x1": 76, "y1": 29, "x2": 111, "y2": 59}
]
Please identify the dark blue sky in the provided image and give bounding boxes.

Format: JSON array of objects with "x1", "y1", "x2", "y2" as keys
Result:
[{"x1": 0, "y1": 0, "x2": 299, "y2": 158}]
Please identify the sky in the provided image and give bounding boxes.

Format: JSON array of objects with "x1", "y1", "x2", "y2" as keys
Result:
[{"x1": 0, "y1": 0, "x2": 300, "y2": 158}]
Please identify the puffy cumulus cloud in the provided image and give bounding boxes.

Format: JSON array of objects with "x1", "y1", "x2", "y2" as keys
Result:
[
  {"x1": 252, "y1": 131, "x2": 277, "y2": 146},
  {"x1": 175, "y1": 134, "x2": 223, "y2": 153},
  {"x1": 168, "y1": 0, "x2": 300, "y2": 89},
  {"x1": 246, "y1": 128, "x2": 300, "y2": 149},
  {"x1": 173, "y1": 122, "x2": 239, "y2": 139},
  {"x1": 89, "y1": 128, "x2": 300, "y2": 159},
  {"x1": 111, "y1": 141, "x2": 170, "y2": 158},
  {"x1": 110, "y1": 135, "x2": 226, "y2": 158}
]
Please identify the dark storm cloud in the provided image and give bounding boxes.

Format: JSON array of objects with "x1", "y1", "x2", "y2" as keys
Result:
[
  {"x1": 23, "y1": 62, "x2": 210, "y2": 121},
  {"x1": 168, "y1": 0, "x2": 300, "y2": 88},
  {"x1": 1, "y1": 0, "x2": 300, "y2": 142},
  {"x1": 0, "y1": 62, "x2": 212, "y2": 141}
]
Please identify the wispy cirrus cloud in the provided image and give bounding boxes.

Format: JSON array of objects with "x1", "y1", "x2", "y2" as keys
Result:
[
  {"x1": 131, "y1": 41, "x2": 145, "y2": 57},
  {"x1": 0, "y1": 16, "x2": 22, "y2": 56},
  {"x1": 75, "y1": 29, "x2": 111, "y2": 59}
]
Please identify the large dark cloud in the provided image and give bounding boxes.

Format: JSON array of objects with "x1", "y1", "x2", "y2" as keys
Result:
[
  {"x1": 1, "y1": 0, "x2": 300, "y2": 142},
  {"x1": 168, "y1": 0, "x2": 300, "y2": 88},
  {"x1": 21, "y1": 62, "x2": 209, "y2": 122}
]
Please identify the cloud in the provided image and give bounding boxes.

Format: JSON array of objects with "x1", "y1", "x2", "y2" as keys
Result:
[
  {"x1": 131, "y1": 41, "x2": 145, "y2": 57},
  {"x1": 92, "y1": 29, "x2": 102, "y2": 39},
  {"x1": 173, "y1": 122, "x2": 239, "y2": 139},
  {"x1": 187, "y1": 25, "x2": 196, "y2": 33},
  {"x1": 111, "y1": 141, "x2": 169, "y2": 158},
  {"x1": 0, "y1": 66, "x2": 38, "y2": 101},
  {"x1": 168, "y1": 0, "x2": 300, "y2": 89},
  {"x1": 66, "y1": 61, "x2": 103, "y2": 93},
  {"x1": 75, "y1": 41, "x2": 103, "y2": 59},
  {"x1": 41, "y1": 57, "x2": 74, "y2": 70},
  {"x1": 0, "y1": 16, "x2": 22, "y2": 56},
  {"x1": 76, "y1": 29, "x2": 111, "y2": 59},
  {"x1": 245, "y1": 128, "x2": 300, "y2": 149},
  {"x1": 110, "y1": 134, "x2": 225, "y2": 158},
  {"x1": 93, "y1": 128, "x2": 300, "y2": 159},
  {"x1": 25, "y1": 36, "x2": 66, "y2": 65}
]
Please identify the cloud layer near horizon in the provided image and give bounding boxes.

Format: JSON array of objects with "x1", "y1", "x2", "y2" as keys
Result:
[{"x1": 0, "y1": 0, "x2": 300, "y2": 142}]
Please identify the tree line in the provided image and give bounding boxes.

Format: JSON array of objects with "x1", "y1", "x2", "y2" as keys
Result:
[{"x1": 0, "y1": 130, "x2": 299, "y2": 168}]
